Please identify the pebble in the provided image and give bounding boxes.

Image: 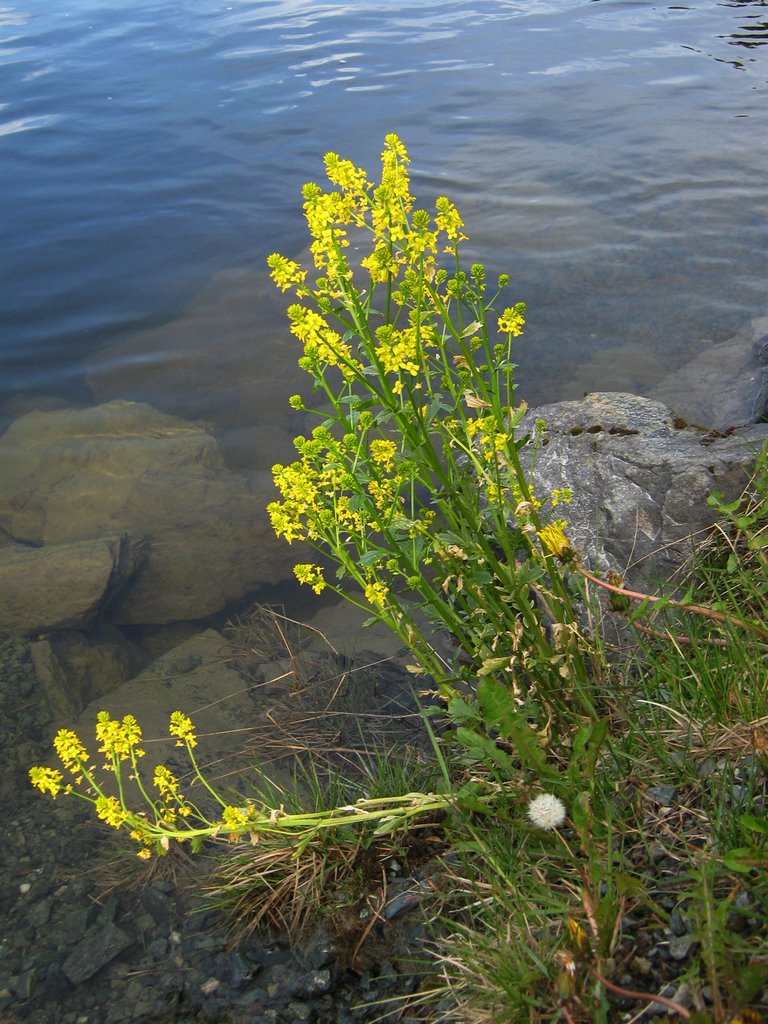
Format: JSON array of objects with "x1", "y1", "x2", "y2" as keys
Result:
[
  {"x1": 0, "y1": 634, "x2": 437, "y2": 1024},
  {"x1": 668, "y1": 933, "x2": 695, "y2": 961},
  {"x1": 646, "y1": 784, "x2": 678, "y2": 805}
]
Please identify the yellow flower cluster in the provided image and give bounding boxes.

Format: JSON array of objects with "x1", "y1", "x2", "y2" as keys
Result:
[
  {"x1": 364, "y1": 580, "x2": 389, "y2": 608},
  {"x1": 466, "y1": 415, "x2": 510, "y2": 464},
  {"x1": 169, "y1": 710, "x2": 197, "y2": 749},
  {"x1": 369, "y1": 438, "x2": 397, "y2": 472},
  {"x1": 374, "y1": 316, "x2": 437, "y2": 385},
  {"x1": 266, "y1": 253, "x2": 306, "y2": 292},
  {"x1": 270, "y1": 428, "x2": 376, "y2": 547},
  {"x1": 293, "y1": 563, "x2": 327, "y2": 594},
  {"x1": 53, "y1": 728, "x2": 89, "y2": 774},
  {"x1": 287, "y1": 304, "x2": 360, "y2": 377},
  {"x1": 29, "y1": 765, "x2": 64, "y2": 798},
  {"x1": 265, "y1": 134, "x2": 480, "y2": 393},
  {"x1": 498, "y1": 304, "x2": 526, "y2": 336},
  {"x1": 96, "y1": 795, "x2": 129, "y2": 829},
  {"x1": 95, "y1": 710, "x2": 145, "y2": 762}
]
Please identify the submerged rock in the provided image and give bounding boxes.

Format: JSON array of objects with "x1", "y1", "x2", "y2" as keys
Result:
[
  {"x1": 0, "y1": 400, "x2": 293, "y2": 628},
  {"x1": 649, "y1": 314, "x2": 768, "y2": 430},
  {"x1": 0, "y1": 535, "x2": 141, "y2": 634}
]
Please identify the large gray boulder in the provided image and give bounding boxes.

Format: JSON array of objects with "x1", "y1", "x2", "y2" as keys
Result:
[
  {"x1": 521, "y1": 392, "x2": 768, "y2": 588},
  {"x1": 0, "y1": 401, "x2": 293, "y2": 627}
]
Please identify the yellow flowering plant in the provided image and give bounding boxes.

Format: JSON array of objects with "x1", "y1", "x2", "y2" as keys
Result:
[
  {"x1": 30, "y1": 709, "x2": 460, "y2": 858},
  {"x1": 267, "y1": 134, "x2": 600, "y2": 767}
]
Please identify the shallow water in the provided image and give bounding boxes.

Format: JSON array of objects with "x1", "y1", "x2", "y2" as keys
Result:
[{"x1": 2, "y1": 0, "x2": 767, "y2": 427}]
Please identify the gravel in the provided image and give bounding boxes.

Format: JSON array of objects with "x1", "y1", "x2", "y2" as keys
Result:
[{"x1": 0, "y1": 636, "x2": 436, "y2": 1024}]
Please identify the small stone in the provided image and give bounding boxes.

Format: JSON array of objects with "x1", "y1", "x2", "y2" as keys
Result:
[
  {"x1": 200, "y1": 977, "x2": 220, "y2": 996},
  {"x1": 285, "y1": 1001, "x2": 313, "y2": 1022},
  {"x1": 646, "y1": 784, "x2": 678, "y2": 806},
  {"x1": 62, "y1": 921, "x2": 133, "y2": 984},
  {"x1": 668, "y1": 934, "x2": 694, "y2": 961},
  {"x1": 290, "y1": 968, "x2": 332, "y2": 998},
  {"x1": 669, "y1": 909, "x2": 690, "y2": 937},
  {"x1": 18, "y1": 883, "x2": 31, "y2": 895},
  {"x1": 27, "y1": 899, "x2": 51, "y2": 928},
  {"x1": 650, "y1": 981, "x2": 692, "y2": 1015},
  {"x1": 630, "y1": 956, "x2": 653, "y2": 976}
]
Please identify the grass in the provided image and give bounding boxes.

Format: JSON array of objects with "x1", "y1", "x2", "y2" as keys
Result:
[
  {"x1": 42, "y1": 443, "x2": 766, "y2": 1024},
  {"x1": 414, "y1": 443, "x2": 768, "y2": 1024},
  {"x1": 202, "y1": 442, "x2": 768, "y2": 1023}
]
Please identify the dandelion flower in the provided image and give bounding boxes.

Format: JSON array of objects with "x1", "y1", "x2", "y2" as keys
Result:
[{"x1": 527, "y1": 793, "x2": 567, "y2": 830}]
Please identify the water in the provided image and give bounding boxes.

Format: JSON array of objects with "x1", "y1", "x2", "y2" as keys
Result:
[{"x1": 2, "y1": 0, "x2": 767, "y2": 434}]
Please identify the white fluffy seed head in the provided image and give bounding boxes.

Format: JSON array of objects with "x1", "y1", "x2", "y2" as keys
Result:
[{"x1": 527, "y1": 793, "x2": 567, "y2": 831}]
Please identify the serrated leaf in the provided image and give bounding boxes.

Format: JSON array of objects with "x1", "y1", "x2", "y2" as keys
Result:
[{"x1": 455, "y1": 726, "x2": 515, "y2": 774}]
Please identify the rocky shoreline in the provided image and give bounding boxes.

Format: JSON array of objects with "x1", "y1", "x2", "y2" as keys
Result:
[
  {"x1": 0, "y1": 620, "x2": 440, "y2": 1024},
  {"x1": 2, "y1": 315, "x2": 768, "y2": 1023}
]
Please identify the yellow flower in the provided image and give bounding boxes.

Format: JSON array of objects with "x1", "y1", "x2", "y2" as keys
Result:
[
  {"x1": 364, "y1": 581, "x2": 389, "y2": 608},
  {"x1": 53, "y1": 729, "x2": 89, "y2": 773},
  {"x1": 220, "y1": 805, "x2": 252, "y2": 831},
  {"x1": 153, "y1": 764, "x2": 181, "y2": 800},
  {"x1": 267, "y1": 253, "x2": 307, "y2": 292},
  {"x1": 293, "y1": 563, "x2": 327, "y2": 595},
  {"x1": 95, "y1": 711, "x2": 144, "y2": 761},
  {"x1": 169, "y1": 711, "x2": 197, "y2": 749},
  {"x1": 370, "y1": 439, "x2": 397, "y2": 472},
  {"x1": 323, "y1": 152, "x2": 369, "y2": 194},
  {"x1": 498, "y1": 304, "x2": 526, "y2": 336},
  {"x1": 435, "y1": 196, "x2": 466, "y2": 243},
  {"x1": 539, "y1": 523, "x2": 573, "y2": 561},
  {"x1": 29, "y1": 765, "x2": 64, "y2": 798},
  {"x1": 95, "y1": 795, "x2": 129, "y2": 830},
  {"x1": 551, "y1": 487, "x2": 573, "y2": 507}
]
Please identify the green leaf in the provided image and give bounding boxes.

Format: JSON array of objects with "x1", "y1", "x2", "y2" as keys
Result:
[
  {"x1": 477, "y1": 656, "x2": 512, "y2": 677},
  {"x1": 455, "y1": 726, "x2": 516, "y2": 774},
  {"x1": 571, "y1": 791, "x2": 592, "y2": 835},
  {"x1": 359, "y1": 548, "x2": 388, "y2": 567},
  {"x1": 568, "y1": 719, "x2": 608, "y2": 788},
  {"x1": 477, "y1": 677, "x2": 556, "y2": 779},
  {"x1": 723, "y1": 847, "x2": 766, "y2": 874},
  {"x1": 741, "y1": 813, "x2": 768, "y2": 836},
  {"x1": 446, "y1": 697, "x2": 481, "y2": 727}
]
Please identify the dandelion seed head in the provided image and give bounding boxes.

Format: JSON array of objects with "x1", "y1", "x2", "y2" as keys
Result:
[{"x1": 527, "y1": 793, "x2": 567, "y2": 830}]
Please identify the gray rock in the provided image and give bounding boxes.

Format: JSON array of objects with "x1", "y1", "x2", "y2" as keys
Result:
[
  {"x1": 667, "y1": 933, "x2": 695, "y2": 961},
  {"x1": 62, "y1": 921, "x2": 133, "y2": 984},
  {"x1": 0, "y1": 401, "x2": 294, "y2": 626},
  {"x1": 646, "y1": 785, "x2": 678, "y2": 807},
  {"x1": 521, "y1": 392, "x2": 768, "y2": 588},
  {"x1": 0, "y1": 535, "x2": 141, "y2": 635},
  {"x1": 290, "y1": 968, "x2": 333, "y2": 998}
]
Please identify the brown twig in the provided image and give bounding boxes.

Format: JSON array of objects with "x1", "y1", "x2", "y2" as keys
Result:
[
  {"x1": 585, "y1": 964, "x2": 691, "y2": 1019},
  {"x1": 577, "y1": 566, "x2": 768, "y2": 640}
]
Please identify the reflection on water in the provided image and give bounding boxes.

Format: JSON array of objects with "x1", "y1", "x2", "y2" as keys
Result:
[
  {"x1": 1, "y1": 0, "x2": 767, "y2": 426},
  {"x1": 722, "y1": 0, "x2": 768, "y2": 52}
]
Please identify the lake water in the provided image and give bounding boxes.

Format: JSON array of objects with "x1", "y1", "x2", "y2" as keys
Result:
[{"x1": 2, "y1": 0, "x2": 768, "y2": 439}]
